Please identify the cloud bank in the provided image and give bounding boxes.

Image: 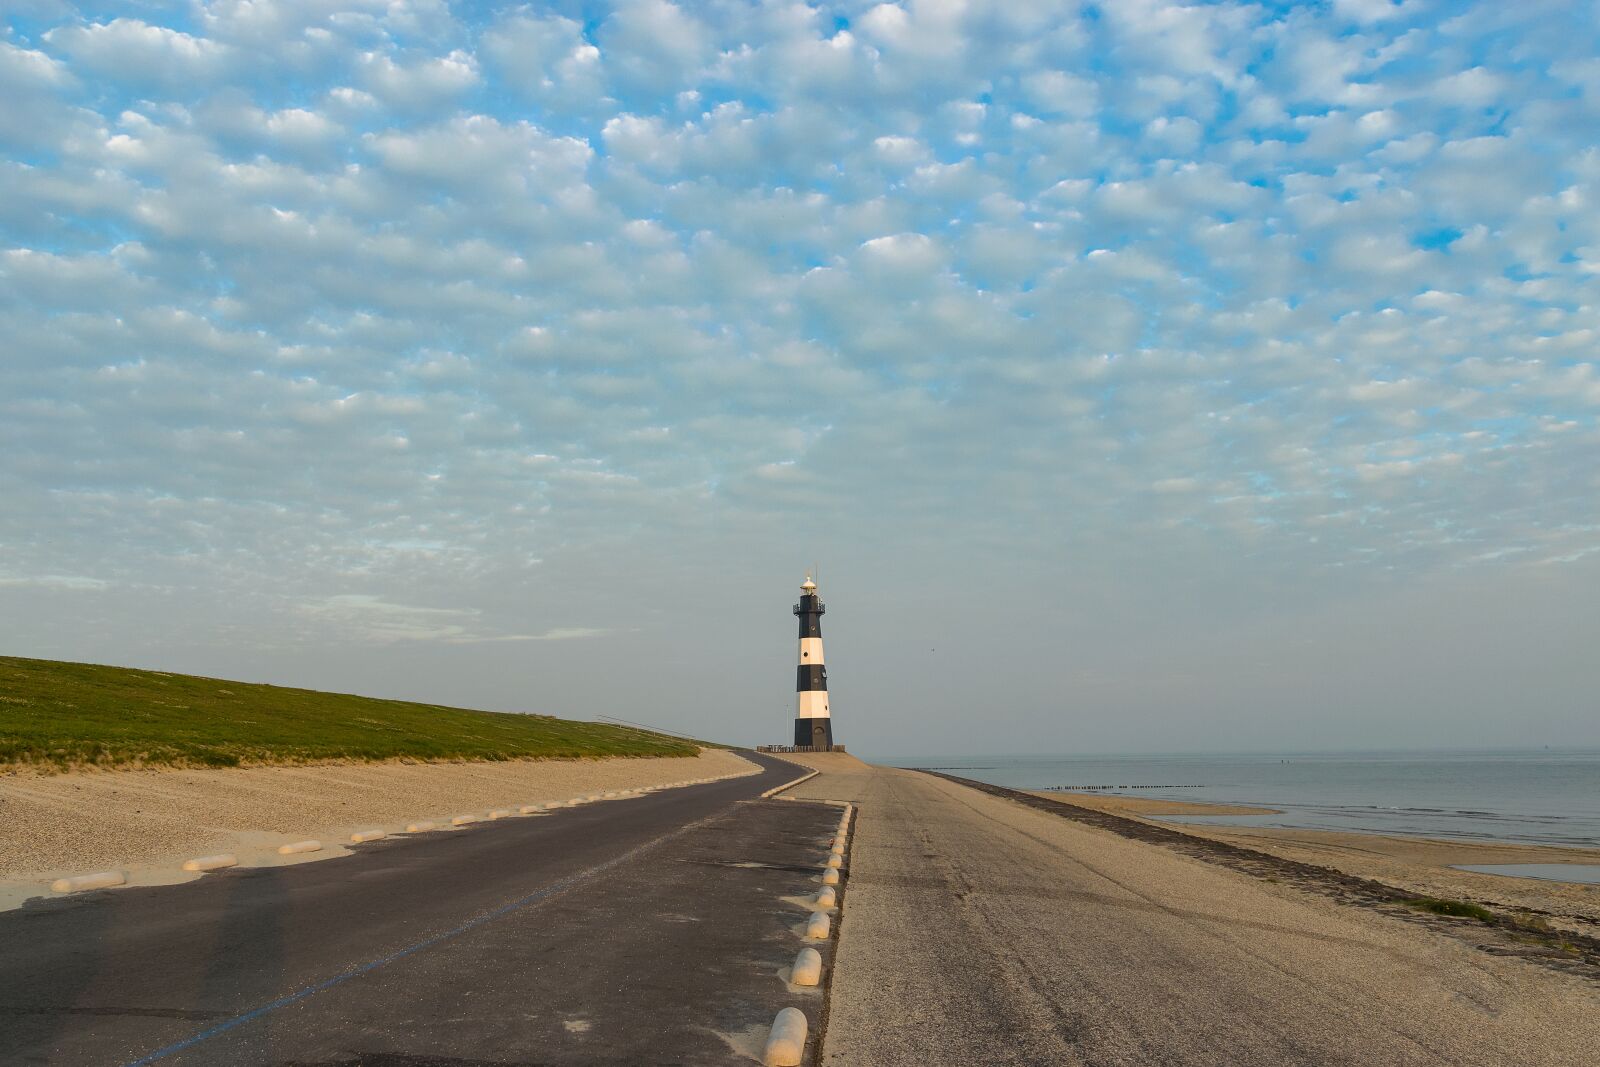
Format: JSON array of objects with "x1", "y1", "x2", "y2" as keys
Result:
[{"x1": 2, "y1": 1, "x2": 1596, "y2": 753}]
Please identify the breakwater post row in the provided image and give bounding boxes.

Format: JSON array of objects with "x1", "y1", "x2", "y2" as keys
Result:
[{"x1": 1040, "y1": 784, "x2": 1208, "y2": 791}]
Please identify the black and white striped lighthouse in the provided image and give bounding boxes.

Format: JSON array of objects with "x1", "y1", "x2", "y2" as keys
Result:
[{"x1": 793, "y1": 575, "x2": 834, "y2": 749}]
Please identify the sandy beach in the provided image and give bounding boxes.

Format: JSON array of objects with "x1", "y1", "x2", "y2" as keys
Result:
[
  {"x1": 1034, "y1": 790, "x2": 1600, "y2": 935},
  {"x1": 0, "y1": 748, "x2": 755, "y2": 908}
]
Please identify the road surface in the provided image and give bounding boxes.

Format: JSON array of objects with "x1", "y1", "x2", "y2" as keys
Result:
[
  {"x1": 787, "y1": 754, "x2": 1600, "y2": 1066},
  {"x1": 0, "y1": 752, "x2": 835, "y2": 1066}
]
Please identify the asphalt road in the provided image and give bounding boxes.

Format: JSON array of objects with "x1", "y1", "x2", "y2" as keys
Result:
[
  {"x1": 786, "y1": 757, "x2": 1600, "y2": 1067},
  {"x1": 0, "y1": 752, "x2": 837, "y2": 1066}
]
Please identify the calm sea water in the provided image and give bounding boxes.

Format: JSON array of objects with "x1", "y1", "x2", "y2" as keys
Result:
[{"x1": 872, "y1": 750, "x2": 1600, "y2": 848}]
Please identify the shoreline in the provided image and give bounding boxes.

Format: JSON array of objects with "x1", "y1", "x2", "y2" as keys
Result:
[
  {"x1": 1034, "y1": 789, "x2": 1600, "y2": 935},
  {"x1": 0, "y1": 748, "x2": 758, "y2": 911}
]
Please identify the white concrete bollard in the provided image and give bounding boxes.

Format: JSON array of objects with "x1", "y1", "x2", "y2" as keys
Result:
[
  {"x1": 487, "y1": 809, "x2": 515, "y2": 820},
  {"x1": 545, "y1": 801, "x2": 564, "y2": 809},
  {"x1": 825, "y1": 855, "x2": 842, "y2": 869},
  {"x1": 821, "y1": 868, "x2": 840, "y2": 886},
  {"x1": 815, "y1": 886, "x2": 836, "y2": 908},
  {"x1": 406, "y1": 821, "x2": 436, "y2": 833},
  {"x1": 830, "y1": 842, "x2": 845, "y2": 856},
  {"x1": 276, "y1": 840, "x2": 321, "y2": 855},
  {"x1": 51, "y1": 871, "x2": 125, "y2": 893},
  {"x1": 763, "y1": 1007, "x2": 808, "y2": 1066},
  {"x1": 349, "y1": 830, "x2": 386, "y2": 843},
  {"x1": 451, "y1": 815, "x2": 479, "y2": 826},
  {"x1": 520, "y1": 804, "x2": 544, "y2": 814},
  {"x1": 181, "y1": 854, "x2": 237, "y2": 872},
  {"x1": 805, "y1": 911, "x2": 831, "y2": 940},
  {"x1": 791, "y1": 947, "x2": 823, "y2": 987}
]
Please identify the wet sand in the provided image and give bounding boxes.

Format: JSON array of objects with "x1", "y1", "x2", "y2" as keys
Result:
[
  {"x1": 1035, "y1": 790, "x2": 1600, "y2": 936},
  {"x1": 0, "y1": 749, "x2": 756, "y2": 909}
]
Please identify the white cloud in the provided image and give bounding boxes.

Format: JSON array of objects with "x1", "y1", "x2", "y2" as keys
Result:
[
  {"x1": 0, "y1": 41, "x2": 79, "y2": 147},
  {"x1": 0, "y1": 40, "x2": 71, "y2": 91},
  {"x1": 596, "y1": 0, "x2": 710, "y2": 93},
  {"x1": 367, "y1": 115, "x2": 592, "y2": 201},
  {"x1": 1432, "y1": 66, "x2": 1505, "y2": 107},
  {"x1": 360, "y1": 49, "x2": 479, "y2": 111},
  {"x1": 483, "y1": 11, "x2": 606, "y2": 108},
  {"x1": 45, "y1": 18, "x2": 229, "y2": 91},
  {"x1": 1022, "y1": 70, "x2": 1098, "y2": 119}
]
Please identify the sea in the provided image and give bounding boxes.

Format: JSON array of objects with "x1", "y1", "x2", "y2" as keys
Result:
[{"x1": 873, "y1": 749, "x2": 1600, "y2": 850}]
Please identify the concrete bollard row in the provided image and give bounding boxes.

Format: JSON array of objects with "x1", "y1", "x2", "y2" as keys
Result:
[
  {"x1": 51, "y1": 871, "x2": 126, "y2": 894},
  {"x1": 763, "y1": 1006, "x2": 808, "y2": 1067},
  {"x1": 762, "y1": 802, "x2": 848, "y2": 1062},
  {"x1": 791, "y1": 947, "x2": 823, "y2": 987}
]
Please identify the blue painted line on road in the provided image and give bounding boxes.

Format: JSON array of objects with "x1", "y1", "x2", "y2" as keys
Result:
[{"x1": 121, "y1": 809, "x2": 721, "y2": 1066}]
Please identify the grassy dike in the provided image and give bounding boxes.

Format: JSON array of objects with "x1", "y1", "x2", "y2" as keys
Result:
[{"x1": 0, "y1": 655, "x2": 699, "y2": 771}]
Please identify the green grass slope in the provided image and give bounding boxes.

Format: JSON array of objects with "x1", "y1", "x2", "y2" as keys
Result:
[{"x1": 0, "y1": 656, "x2": 699, "y2": 771}]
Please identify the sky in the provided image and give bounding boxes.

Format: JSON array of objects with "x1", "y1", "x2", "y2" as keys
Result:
[{"x1": 2, "y1": 0, "x2": 1597, "y2": 758}]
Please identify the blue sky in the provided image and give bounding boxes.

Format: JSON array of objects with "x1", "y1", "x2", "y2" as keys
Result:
[{"x1": 2, "y1": 1, "x2": 1597, "y2": 755}]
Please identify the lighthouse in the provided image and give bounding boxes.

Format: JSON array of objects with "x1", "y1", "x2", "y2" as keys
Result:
[{"x1": 793, "y1": 575, "x2": 834, "y2": 749}]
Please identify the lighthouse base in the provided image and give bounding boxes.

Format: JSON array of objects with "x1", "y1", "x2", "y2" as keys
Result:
[{"x1": 794, "y1": 718, "x2": 834, "y2": 749}]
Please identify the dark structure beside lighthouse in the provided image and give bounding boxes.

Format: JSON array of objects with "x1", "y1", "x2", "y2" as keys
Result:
[{"x1": 793, "y1": 575, "x2": 835, "y2": 749}]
